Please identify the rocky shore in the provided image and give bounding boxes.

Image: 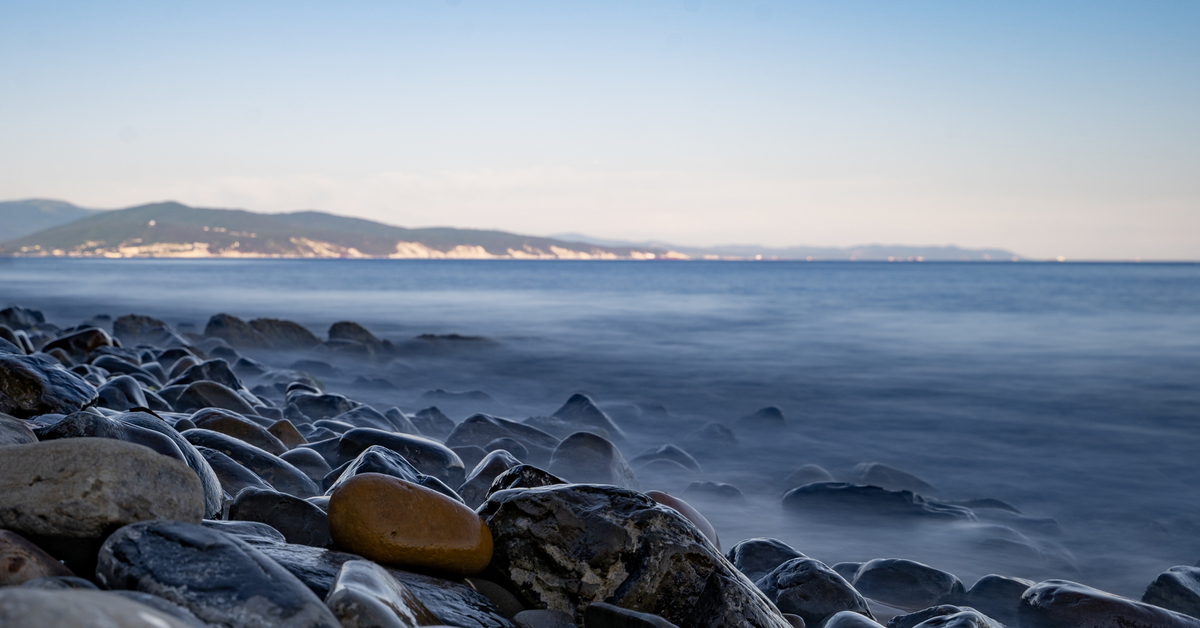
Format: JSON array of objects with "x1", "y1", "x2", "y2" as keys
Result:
[{"x1": 1, "y1": 303, "x2": 1198, "y2": 628}]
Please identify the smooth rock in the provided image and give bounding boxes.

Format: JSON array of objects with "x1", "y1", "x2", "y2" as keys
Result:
[
  {"x1": 175, "y1": 380, "x2": 259, "y2": 415},
  {"x1": 0, "y1": 411, "x2": 37, "y2": 445},
  {"x1": 833, "y1": 562, "x2": 864, "y2": 582},
  {"x1": 324, "y1": 444, "x2": 464, "y2": 503},
  {"x1": 336, "y1": 428, "x2": 467, "y2": 488},
  {"x1": 483, "y1": 464, "x2": 566, "y2": 502},
  {"x1": 0, "y1": 438, "x2": 204, "y2": 575},
  {"x1": 329, "y1": 321, "x2": 384, "y2": 349},
  {"x1": 0, "y1": 305, "x2": 46, "y2": 330},
  {"x1": 229, "y1": 486, "x2": 333, "y2": 548},
  {"x1": 479, "y1": 484, "x2": 791, "y2": 627},
  {"x1": 97, "y1": 520, "x2": 340, "y2": 628},
  {"x1": 459, "y1": 449, "x2": 523, "y2": 509},
  {"x1": 467, "y1": 577, "x2": 526, "y2": 619},
  {"x1": 198, "y1": 445, "x2": 276, "y2": 496},
  {"x1": 737, "y1": 406, "x2": 787, "y2": 431},
  {"x1": 184, "y1": 428, "x2": 320, "y2": 497},
  {"x1": 485, "y1": 437, "x2": 528, "y2": 460},
  {"x1": 205, "y1": 313, "x2": 272, "y2": 348},
  {"x1": 283, "y1": 446, "x2": 335, "y2": 484},
  {"x1": 726, "y1": 538, "x2": 807, "y2": 583},
  {"x1": 0, "y1": 589, "x2": 200, "y2": 628},
  {"x1": 194, "y1": 409, "x2": 289, "y2": 455},
  {"x1": 1022, "y1": 579, "x2": 1200, "y2": 628},
  {"x1": 547, "y1": 431, "x2": 639, "y2": 489},
  {"x1": 630, "y1": 444, "x2": 701, "y2": 472},
  {"x1": 783, "y1": 483, "x2": 974, "y2": 522},
  {"x1": 328, "y1": 473, "x2": 493, "y2": 575},
  {"x1": 1144, "y1": 565, "x2": 1200, "y2": 619},
  {"x1": 454, "y1": 445, "x2": 489, "y2": 471},
  {"x1": 645, "y1": 490, "x2": 720, "y2": 550},
  {"x1": 110, "y1": 590, "x2": 211, "y2": 627},
  {"x1": 384, "y1": 407, "x2": 421, "y2": 434},
  {"x1": 116, "y1": 411, "x2": 229, "y2": 519},
  {"x1": 43, "y1": 328, "x2": 113, "y2": 361},
  {"x1": 0, "y1": 529, "x2": 74, "y2": 585},
  {"x1": 888, "y1": 605, "x2": 1003, "y2": 628},
  {"x1": 850, "y1": 463, "x2": 938, "y2": 496},
  {"x1": 167, "y1": 358, "x2": 245, "y2": 390},
  {"x1": 755, "y1": 558, "x2": 874, "y2": 628},
  {"x1": 682, "y1": 481, "x2": 747, "y2": 503},
  {"x1": 825, "y1": 610, "x2": 887, "y2": 628},
  {"x1": 290, "y1": 391, "x2": 361, "y2": 421},
  {"x1": 112, "y1": 313, "x2": 192, "y2": 349},
  {"x1": 539, "y1": 393, "x2": 626, "y2": 440},
  {"x1": 852, "y1": 559, "x2": 965, "y2": 609},
  {"x1": 584, "y1": 602, "x2": 679, "y2": 628},
  {"x1": 446, "y1": 413, "x2": 560, "y2": 466},
  {"x1": 785, "y1": 465, "x2": 836, "y2": 488},
  {"x1": 514, "y1": 609, "x2": 576, "y2": 628},
  {"x1": 0, "y1": 353, "x2": 96, "y2": 418},
  {"x1": 413, "y1": 406, "x2": 456, "y2": 440},
  {"x1": 964, "y1": 574, "x2": 1033, "y2": 625},
  {"x1": 330, "y1": 405, "x2": 397, "y2": 431},
  {"x1": 34, "y1": 410, "x2": 188, "y2": 463},
  {"x1": 325, "y1": 559, "x2": 442, "y2": 628},
  {"x1": 251, "y1": 317, "x2": 322, "y2": 349},
  {"x1": 271, "y1": 418, "x2": 309, "y2": 448},
  {"x1": 19, "y1": 575, "x2": 98, "y2": 589},
  {"x1": 202, "y1": 519, "x2": 288, "y2": 543}
]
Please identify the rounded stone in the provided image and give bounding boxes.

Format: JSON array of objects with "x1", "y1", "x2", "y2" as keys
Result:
[
  {"x1": 328, "y1": 473, "x2": 493, "y2": 576},
  {"x1": 0, "y1": 530, "x2": 74, "y2": 585},
  {"x1": 645, "y1": 491, "x2": 720, "y2": 550},
  {"x1": 0, "y1": 588, "x2": 201, "y2": 628}
]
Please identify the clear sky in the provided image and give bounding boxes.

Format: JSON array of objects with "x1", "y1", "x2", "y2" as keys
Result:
[{"x1": 2, "y1": 1, "x2": 1197, "y2": 259}]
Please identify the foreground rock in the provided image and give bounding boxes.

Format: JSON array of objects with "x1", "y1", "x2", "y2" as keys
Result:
[
  {"x1": 584, "y1": 602, "x2": 679, "y2": 628},
  {"x1": 0, "y1": 588, "x2": 202, "y2": 628},
  {"x1": 97, "y1": 520, "x2": 341, "y2": 628},
  {"x1": 325, "y1": 559, "x2": 442, "y2": 628},
  {"x1": 328, "y1": 473, "x2": 493, "y2": 576},
  {"x1": 0, "y1": 353, "x2": 96, "y2": 418},
  {"x1": 229, "y1": 487, "x2": 333, "y2": 548},
  {"x1": 479, "y1": 483, "x2": 791, "y2": 628},
  {"x1": 0, "y1": 530, "x2": 74, "y2": 585},
  {"x1": 1021, "y1": 579, "x2": 1200, "y2": 628},
  {"x1": 851, "y1": 559, "x2": 964, "y2": 609},
  {"x1": 756, "y1": 558, "x2": 874, "y2": 627},
  {"x1": 324, "y1": 444, "x2": 463, "y2": 503},
  {"x1": 1143, "y1": 566, "x2": 1200, "y2": 619},
  {"x1": 0, "y1": 438, "x2": 204, "y2": 574}
]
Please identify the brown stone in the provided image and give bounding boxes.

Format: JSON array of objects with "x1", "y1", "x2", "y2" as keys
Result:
[
  {"x1": 0, "y1": 530, "x2": 73, "y2": 585},
  {"x1": 193, "y1": 412, "x2": 287, "y2": 455},
  {"x1": 646, "y1": 491, "x2": 720, "y2": 551},
  {"x1": 328, "y1": 473, "x2": 493, "y2": 576},
  {"x1": 270, "y1": 419, "x2": 309, "y2": 449}
]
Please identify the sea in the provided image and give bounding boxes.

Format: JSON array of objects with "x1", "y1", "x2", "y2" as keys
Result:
[{"x1": 2, "y1": 258, "x2": 1198, "y2": 597}]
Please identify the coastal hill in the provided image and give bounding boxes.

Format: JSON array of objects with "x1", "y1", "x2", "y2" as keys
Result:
[{"x1": 0, "y1": 199, "x2": 1023, "y2": 260}]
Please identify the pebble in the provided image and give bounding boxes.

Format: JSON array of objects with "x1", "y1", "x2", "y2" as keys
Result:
[{"x1": 328, "y1": 473, "x2": 494, "y2": 575}]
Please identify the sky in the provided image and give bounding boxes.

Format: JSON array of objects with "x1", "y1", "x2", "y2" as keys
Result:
[{"x1": 1, "y1": 1, "x2": 1198, "y2": 260}]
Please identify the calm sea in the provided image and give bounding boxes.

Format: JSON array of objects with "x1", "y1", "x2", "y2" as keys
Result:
[{"x1": 3, "y1": 258, "x2": 1198, "y2": 595}]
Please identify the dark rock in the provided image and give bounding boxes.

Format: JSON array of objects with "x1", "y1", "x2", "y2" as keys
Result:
[
  {"x1": 0, "y1": 305, "x2": 46, "y2": 330},
  {"x1": 726, "y1": 538, "x2": 807, "y2": 582},
  {"x1": 315, "y1": 419, "x2": 355, "y2": 433},
  {"x1": 204, "y1": 313, "x2": 272, "y2": 348},
  {"x1": 486, "y1": 437, "x2": 528, "y2": 460},
  {"x1": 0, "y1": 411, "x2": 37, "y2": 445},
  {"x1": 0, "y1": 353, "x2": 96, "y2": 418},
  {"x1": 533, "y1": 393, "x2": 626, "y2": 441},
  {"x1": 682, "y1": 421, "x2": 738, "y2": 454},
  {"x1": 384, "y1": 407, "x2": 421, "y2": 434},
  {"x1": 1144, "y1": 566, "x2": 1200, "y2": 620},
  {"x1": 584, "y1": 602, "x2": 680, "y2": 628},
  {"x1": 91, "y1": 354, "x2": 157, "y2": 380},
  {"x1": 851, "y1": 463, "x2": 938, "y2": 496},
  {"x1": 466, "y1": 577, "x2": 526, "y2": 618},
  {"x1": 454, "y1": 445, "x2": 489, "y2": 471},
  {"x1": 325, "y1": 559, "x2": 442, "y2": 627},
  {"x1": 329, "y1": 321, "x2": 384, "y2": 349},
  {"x1": 324, "y1": 444, "x2": 464, "y2": 503},
  {"x1": 547, "y1": 432, "x2": 639, "y2": 489},
  {"x1": 682, "y1": 481, "x2": 747, "y2": 503},
  {"x1": 479, "y1": 483, "x2": 791, "y2": 627},
  {"x1": 784, "y1": 465, "x2": 836, "y2": 488},
  {"x1": 737, "y1": 406, "x2": 787, "y2": 431},
  {"x1": 459, "y1": 449, "x2": 523, "y2": 509},
  {"x1": 0, "y1": 336, "x2": 23, "y2": 354},
  {"x1": 631, "y1": 444, "x2": 701, "y2": 472},
  {"x1": 292, "y1": 359, "x2": 344, "y2": 377},
  {"x1": 109, "y1": 590, "x2": 211, "y2": 627},
  {"x1": 329, "y1": 405, "x2": 395, "y2": 431},
  {"x1": 852, "y1": 559, "x2": 965, "y2": 609},
  {"x1": 229, "y1": 487, "x2": 333, "y2": 548},
  {"x1": 514, "y1": 609, "x2": 576, "y2": 628},
  {"x1": 116, "y1": 411, "x2": 226, "y2": 519},
  {"x1": 95, "y1": 375, "x2": 148, "y2": 410},
  {"x1": 197, "y1": 445, "x2": 276, "y2": 496},
  {"x1": 193, "y1": 408, "x2": 288, "y2": 454},
  {"x1": 174, "y1": 380, "x2": 258, "y2": 415},
  {"x1": 0, "y1": 588, "x2": 204, "y2": 628},
  {"x1": 336, "y1": 427, "x2": 467, "y2": 487},
  {"x1": 825, "y1": 612, "x2": 887, "y2": 628},
  {"x1": 270, "y1": 418, "x2": 309, "y2": 448},
  {"x1": 0, "y1": 438, "x2": 205, "y2": 576},
  {"x1": 250, "y1": 318, "x2": 322, "y2": 349},
  {"x1": 19, "y1": 575, "x2": 99, "y2": 589},
  {"x1": 887, "y1": 605, "x2": 1003, "y2": 628},
  {"x1": 0, "y1": 529, "x2": 74, "y2": 585},
  {"x1": 43, "y1": 328, "x2": 113, "y2": 362},
  {"x1": 413, "y1": 406, "x2": 456, "y2": 440},
  {"x1": 282, "y1": 447, "x2": 334, "y2": 483},
  {"x1": 183, "y1": 428, "x2": 320, "y2": 497},
  {"x1": 446, "y1": 413, "x2": 560, "y2": 465},
  {"x1": 34, "y1": 410, "x2": 188, "y2": 463},
  {"x1": 233, "y1": 356, "x2": 268, "y2": 379},
  {"x1": 755, "y1": 558, "x2": 874, "y2": 628},
  {"x1": 112, "y1": 314, "x2": 192, "y2": 348},
  {"x1": 96, "y1": 520, "x2": 340, "y2": 627},
  {"x1": 783, "y1": 483, "x2": 975, "y2": 522},
  {"x1": 290, "y1": 390, "x2": 361, "y2": 421},
  {"x1": 143, "y1": 388, "x2": 174, "y2": 412},
  {"x1": 201, "y1": 519, "x2": 287, "y2": 543},
  {"x1": 964, "y1": 574, "x2": 1033, "y2": 625},
  {"x1": 167, "y1": 358, "x2": 245, "y2": 390},
  {"x1": 1023, "y1": 580, "x2": 1200, "y2": 628},
  {"x1": 168, "y1": 356, "x2": 201, "y2": 379},
  {"x1": 483, "y1": 464, "x2": 566, "y2": 502},
  {"x1": 833, "y1": 563, "x2": 864, "y2": 582}
]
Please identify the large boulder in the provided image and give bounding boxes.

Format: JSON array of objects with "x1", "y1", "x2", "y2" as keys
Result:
[
  {"x1": 183, "y1": 428, "x2": 320, "y2": 497},
  {"x1": 479, "y1": 483, "x2": 791, "y2": 628},
  {"x1": 0, "y1": 589, "x2": 202, "y2": 628},
  {"x1": 328, "y1": 473, "x2": 493, "y2": 576},
  {"x1": 726, "y1": 538, "x2": 808, "y2": 583},
  {"x1": 324, "y1": 559, "x2": 442, "y2": 627},
  {"x1": 0, "y1": 353, "x2": 96, "y2": 418},
  {"x1": 97, "y1": 520, "x2": 341, "y2": 628},
  {"x1": 851, "y1": 559, "x2": 964, "y2": 610},
  {"x1": 205, "y1": 313, "x2": 272, "y2": 348},
  {"x1": 547, "y1": 431, "x2": 639, "y2": 489},
  {"x1": 783, "y1": 483, "x2": 974, "y2": 522},
  {"x1": 0, "y1": 438, "x2": 205, "y2": 574},
  {"x1": 1144, "y1": 566, "x2": 1200, "y2": 619},
  {"x1": 1021, "y1": 580, "x2": 1200, "y2": 628},
  {"x1": 335, "y1": 428, "x2": 467, "y2": 488},
  {"x1": 755, "y1": 558, "x2": 874, "y2": 627}
]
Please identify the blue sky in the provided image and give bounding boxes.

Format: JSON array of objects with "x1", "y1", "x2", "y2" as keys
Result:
[{"x1": 1, "y1": 1, "x2": 1197, "y2": 259}]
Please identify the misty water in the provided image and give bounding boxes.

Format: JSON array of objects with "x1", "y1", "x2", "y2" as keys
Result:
[{"x1": 3, "y1": 258, "x2": 1198, "y2": 598}]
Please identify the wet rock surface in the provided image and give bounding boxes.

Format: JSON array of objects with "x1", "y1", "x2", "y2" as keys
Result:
[
  {"x1": 0, "y1": 530, "x2": 74, "y2": 585},
  {"x1": 755, "y1": 557, "x2": 875, "y2": 628},
  {"x1": 229, "y1": 486, "x2": 334, "y2": 547},
  {"x1": 851, "y1": 559, "x2": 965, "y2": 610},
  {"x1": 1143, "y1": 565, "x2": 1200, "y2": 619},
  {"x1": 0, "y1": 588, "x2": 203, "y2": 628},
  {"x1": 0, "y1": 353, "x2": 96, "y2": 418}
]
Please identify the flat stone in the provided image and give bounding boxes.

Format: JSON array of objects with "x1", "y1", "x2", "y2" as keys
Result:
[
  {"x1": 0, "y1": 438, "x2": 205, "y2": 575},
  {"x1": 1143, "y1": 566, "x2": 1200, "y2": 619},
  {"x1": 754, "y1": 558, "x2": 874, "y2": 628},
  {"x1": 0, "y1": 529, "x2": 73, "y2": 585},
  {"x1": 328, "y1": 473, "x2": 493, "y2": 576},
  {"x1": 1022, "y1": 579, "x2": 1200, "y2": 628},
  {"x1": 0, "y1": 589, "x2": 201, "y2": 628},
  {"x1": 547, "y1": 431, "x2": 639, "y2": 489},
  {"x1": 229, "y1": 486, "x2": 333, "y2": 548},
  {"x1": 98, "y1": 520, "x2": 340, "y2": 627},
  {"x1": 184, "y1": 428, "x2": 320, "y2": 497},
  {"x1": 325, "y1": 559, "x2": 442, "y2": 628},
  {"x1": 479, "y1": 484, "x2": 791, "y2": 628},
  {"x1": 336, "y1": 428, "x2": 467, "y2": 488},
  {"x1": 726, "y1": 538, "x2": 808, "y2": 583},
  {"x1": 852, "y1": 559, "x2": 965, "y2": 610},
  {"x1": 0, "y1": 353, "x2": 96, "y2": 418}
]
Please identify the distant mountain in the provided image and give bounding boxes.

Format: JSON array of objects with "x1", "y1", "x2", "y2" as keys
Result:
[
  {"x1": 0, "y1": 201, "x2": 669, "y2": 259},
  {"x1": 0, "y1": 199, "x2": 102, "y2": 240},
  {"x1": 552, "y1": 232, "x2": 1024, "y2": 261}
]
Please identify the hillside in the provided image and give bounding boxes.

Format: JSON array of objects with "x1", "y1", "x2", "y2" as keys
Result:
[
  {"x1": 0, "y1": 202, "x2": 668, "y2": 260},
  {"x1": 0, "y1": 199, "x2": 101, "y2": 240},
  {"x1": 554, "y1": 233, "x2": 1024, "y2": 261}
]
